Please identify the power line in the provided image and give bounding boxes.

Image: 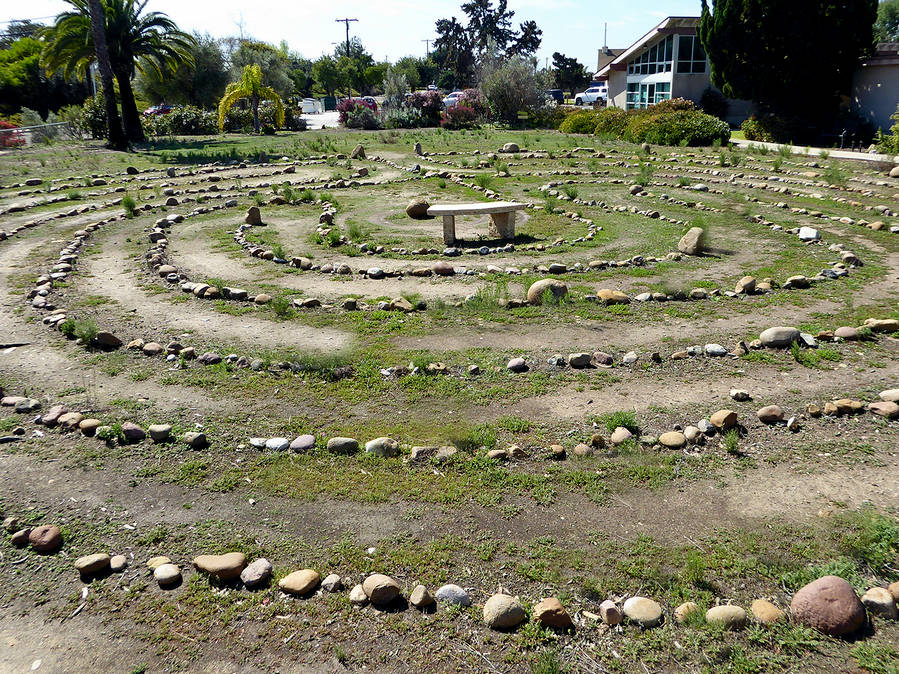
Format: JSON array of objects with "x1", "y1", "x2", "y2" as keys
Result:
[
  {"x1": 0, "y1": 16, "x2": 58, "y2": 25},
  {"x1": 334, "y1": 17, "x2": 358, "y2": 57}
]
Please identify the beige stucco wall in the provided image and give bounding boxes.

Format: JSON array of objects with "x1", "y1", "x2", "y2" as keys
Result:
[
  {"x1": 851, "y1": 64, "x2": 899, "y2": 132},
  {"x1": 608, "y1": 70, "x2": 628, "y2": 109}
]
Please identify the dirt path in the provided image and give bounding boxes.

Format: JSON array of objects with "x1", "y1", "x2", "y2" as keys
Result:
[{"x1": 77, "y1": 228, "x2": 353, "y2": 353}]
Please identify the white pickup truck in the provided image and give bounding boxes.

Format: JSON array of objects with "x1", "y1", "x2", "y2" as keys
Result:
[{"x1": 574, "y1": 85, "x2": 608, "y2": 106}]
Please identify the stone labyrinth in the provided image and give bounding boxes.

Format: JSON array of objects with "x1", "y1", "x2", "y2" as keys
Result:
[{"x1": 0, "y1": 130, "x2": 898, "y2": 672}]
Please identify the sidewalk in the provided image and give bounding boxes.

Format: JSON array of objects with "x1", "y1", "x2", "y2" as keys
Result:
[{"x1": 732, "y1": 139, "x2": 898, "y2": 164}]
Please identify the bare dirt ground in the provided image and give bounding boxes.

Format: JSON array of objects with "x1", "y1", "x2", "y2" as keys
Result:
[{"x1": 1, "y1": 131, "x2": 898, "y2": 673}]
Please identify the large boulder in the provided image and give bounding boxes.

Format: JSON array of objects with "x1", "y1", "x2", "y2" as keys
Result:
[
  {"x1": 526, "y1": 279, "x2": 568, "y2": 305},
  {"x1": 351, "y1": 144, "x2": 366, "y2": 159},
  {"x1": 193, "y1": 552, "x2": 246, "y2": 581},
  {"x1": 279, "y1": 569, "x2": 320, "y2": 595},
  {"x1": 362, "y1": 573, "x2": 401, "y2": 605},
  {"x1": 245, "y1": 207, "x2": 262, "y2": 225},
  {"x1": 622, "y1": 596, "x2": 663, "y2": 627},
  {"x1": 483, "y1": 593, "x2": 526, "y2": 629},
  {"x1": 678, "y1": 227, "x2": 705, "y2": 255},
  {"x1": 29, "y1": 525, "x2": 62, "y2": 553},
  {"x1": 406, "y1": 199, "x2": 430, "y2": 219},
  {"x1": 533, "y1": 597, "x2": 572, "y2": 628},
  {"x1": 790, "y1": 575, "x2": 866, "y2": 636},
  {"x1": 759, "y1": 326, "x2": 800, "y2": 348}
]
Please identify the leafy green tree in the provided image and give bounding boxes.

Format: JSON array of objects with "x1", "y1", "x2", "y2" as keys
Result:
[
  {"x1": 700, "y1": 0, "x2": 878, "y2": 122},
  {"x1": 311, "y1": 55, "x2": 343, "y2": 96},
  {"x1": 480, "y1": 55, "x2": 541, "y2": 123},
  {"x1": 335, "y1": 38, "x2": 374, "y2": 95},
  {"x1": 287, "y1": 55, "x2": 314, "y2": 98},
  {"x1": 218, "y1": 64, "x2": 284, "y2": 133},
  {"x1": 551, "y1": 52, "x2": 590, "y2": 94},
  {"x1": 230, "y1": 41, "x2": 294, "y2": 99},
  {"x1": 392, "y1": 56, "x2": 421, "y2": 90},
  {"x1": 136, "y1": 33, "x2": 228, "y2": 108},
  {"x1": 0, "y1": 20, "x2": 45, "y2": 49},
  {"x1": 42, "y1": 0, "x2": 194, "y2": 143},
  {"x1": 875, "y1": 0, "x2": 899, "y2": 41},
  {"x1": 434, "y1": 17, "x2": 476, "y2": 87},
  {"x1": 0, "y1": 37, "x2": 90, "y2": 117}
]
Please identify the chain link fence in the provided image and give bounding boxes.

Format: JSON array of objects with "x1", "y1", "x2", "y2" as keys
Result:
[{"x1": 0, "y1": 122, "x2": 78, "y2": 149}]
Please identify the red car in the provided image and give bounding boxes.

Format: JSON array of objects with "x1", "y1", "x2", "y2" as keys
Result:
[{"x1": 143, "y1": 104, "x2": 174, "y2": 117}]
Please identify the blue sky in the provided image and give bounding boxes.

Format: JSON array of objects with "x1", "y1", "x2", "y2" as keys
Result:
[{"x1": 2, "y1": 1, "x2": 702, "y2": 71}]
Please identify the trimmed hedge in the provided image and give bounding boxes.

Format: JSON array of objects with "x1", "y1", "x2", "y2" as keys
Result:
[
  {"x1": 558, "y1": 99, "x2": 730, "y2": 147},
  {"x1": 627, "y1": 110, "x2": 730, "y2": 146},
  {"x1": 558, "y1": 110, "x2": 601, "y2": 134}
]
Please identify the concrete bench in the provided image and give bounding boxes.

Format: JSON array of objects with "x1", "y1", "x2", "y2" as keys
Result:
[{"x1": 426, "y1": 201, "x2": 527, "y2": 245}]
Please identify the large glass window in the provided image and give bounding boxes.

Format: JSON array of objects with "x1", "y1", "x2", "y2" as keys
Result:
[
  {"x1": 626, "y1": 81, "x2": 671, "y2": 110},
  {"x1": 627, "y1": 35, "x2": 674, "y2": 75},
  {"x1": 676, "y1": 35, "x2": 707, "y2": 74}
]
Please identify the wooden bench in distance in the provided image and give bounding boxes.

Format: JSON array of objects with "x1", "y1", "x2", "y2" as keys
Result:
[{"x1": 426, "y1": 201, "x2": 527, "y2": 245}]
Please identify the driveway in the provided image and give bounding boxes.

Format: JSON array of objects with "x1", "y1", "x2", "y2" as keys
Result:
[{"x1": 301, "y1": 111, "x2": 340, "y2": 130}]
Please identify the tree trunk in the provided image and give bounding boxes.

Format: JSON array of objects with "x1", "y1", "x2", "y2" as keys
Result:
[
  {"x1": 252, "y1": 96, "x2": 260, "y2": 133},
  {"x1": 86, "y1": 0, "x2": 126, "y2": 150},
  {"x1": 115, "y1": 67, "x2": 145, "y2": 143}
]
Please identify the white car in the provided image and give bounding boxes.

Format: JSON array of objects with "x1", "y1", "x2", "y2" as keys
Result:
[
  {"x1": 300, "y1": 98, "x2": 323, "y2": 114},
  {"x1": 442, "y1": 91, "x2": 465, "y2": 108},
  {"x1": 574, "y1": 85, "x2": 608, "y2": 106}
]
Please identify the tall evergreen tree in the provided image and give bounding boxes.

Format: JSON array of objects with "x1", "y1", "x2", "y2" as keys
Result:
[{"x1": 699, "y1": 0, "x2": 878, "y2": 122}]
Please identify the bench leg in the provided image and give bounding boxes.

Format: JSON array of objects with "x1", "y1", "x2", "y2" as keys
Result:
[
  {"x1": 442, "y1": 215, "x2": 456, "y2": 245},
  {"x1": 489, "y1": 211, "x2": 516, "y2": 240}
]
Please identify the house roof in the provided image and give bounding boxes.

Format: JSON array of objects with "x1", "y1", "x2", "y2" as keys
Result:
[
  {"x1": 594, "y1": 16, "x2": 700, "y2": 79},
  {"x1": 862, "y1": 42, "x2": 899, "y2": 67},
  {"x1": 597, "y1": 47, "x2": 625, "y2": 72}
]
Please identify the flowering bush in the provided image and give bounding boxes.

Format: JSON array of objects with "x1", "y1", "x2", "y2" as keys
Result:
[
  {"x1": 406, "y1": 91, "x2": 442, "y2": 127},
  {"x1": 457, "y1": 89, "x2": 490, "y2": 119},
  {"x1": 0, "y1": 120, "x2": 25, "y2": 148},
  {"x1": 337, "y1": 98, "x2": 377, "y2": 125},
  {"x1": 441, "y1": 104, "x2": 479, "y2": 129}
]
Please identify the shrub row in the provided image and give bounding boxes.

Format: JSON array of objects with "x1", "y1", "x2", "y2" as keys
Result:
[{"x1": 559, "y1": 99, "x2": 730, "y2": 147}]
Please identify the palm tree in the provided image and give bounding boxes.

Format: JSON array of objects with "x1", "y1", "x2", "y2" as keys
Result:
[
  {"x1": 218, "y1": 64, "x2": 284, "y2": 134},
  {"x1": 42, "y1": 0, "x2": 194, "y2": 143},
  {"x1": 87, "y1": 0, "x2": 126, "y2": 149}
]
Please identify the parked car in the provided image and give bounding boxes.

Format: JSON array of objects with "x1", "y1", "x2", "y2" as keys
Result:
[
  {"x1": 299, "y1": 98, "x2": 323, "y2": 114},
  {"x1": 545, "y1": 89, "x2": 563, "y2": 104},
  {"x1": 143, "y1": 104, "x2": 174, "y2": 117},
  {"x1": 360, "y1": 96, "x2": 377, "y2": 107},
  {"x1": 574, "y1": 85, "x2": 608, "y2": 106},
  {"x1": 427, "y1": 84, "x2": 438, "y2": 91},
  {"x1": 442, "y1": 91, "x2": 465, "y2": 108}
]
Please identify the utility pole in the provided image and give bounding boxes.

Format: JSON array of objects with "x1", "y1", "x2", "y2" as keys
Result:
[
  {"x1": 335, "y1": 17, "x2": 358, "y2": 57},
  {"x1": 422, "y1": 39, "x2": 430, "y2": 57},
  {"x1": 335, "y1": 17, "x2": 358, "y2": 101}
]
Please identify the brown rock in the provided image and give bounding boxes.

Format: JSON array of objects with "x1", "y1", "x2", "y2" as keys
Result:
[
  {"x1": 710, "y1": 409, "x2": 738, "y2": 430},
  {"x1": 757, "y1": 405, "x2": 784, "y2": 423},
  {"x1": 599, "y1": 599, "x2": 621, "y2": 625},
  {"x1": 406, "y1": 199, "x2": 430, "y2": 219},
  {"x1": 597, "y1": 288, "x2": 630, "y2": 305},
  {"x1": 29, "y1": 524, "x2": 62, "y2": 553},
  {"x1": 362, "y1": 573, "x2": 401, "y2": 605},
  {"x1": 533, "y1": 597, "x2": 572, "y2": 628},
  {"x1": 527, "y1": 279, "x2": 568, "y2": 305},
  {"x1": 193, "y1": 552, "x2": 247, "y2": 581},
  {"x1": 278, "y1": 569, "x2": 320, "y2": 595},
  {"x1": 751, "y1": 599, "x2": 785, "y2": 624},
  {"x1": 790, "y1": 575, "x2": 866, "y2": 636},
  {"x1": 868, "y1": 401, "x2": 899, "y2": 420}
]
